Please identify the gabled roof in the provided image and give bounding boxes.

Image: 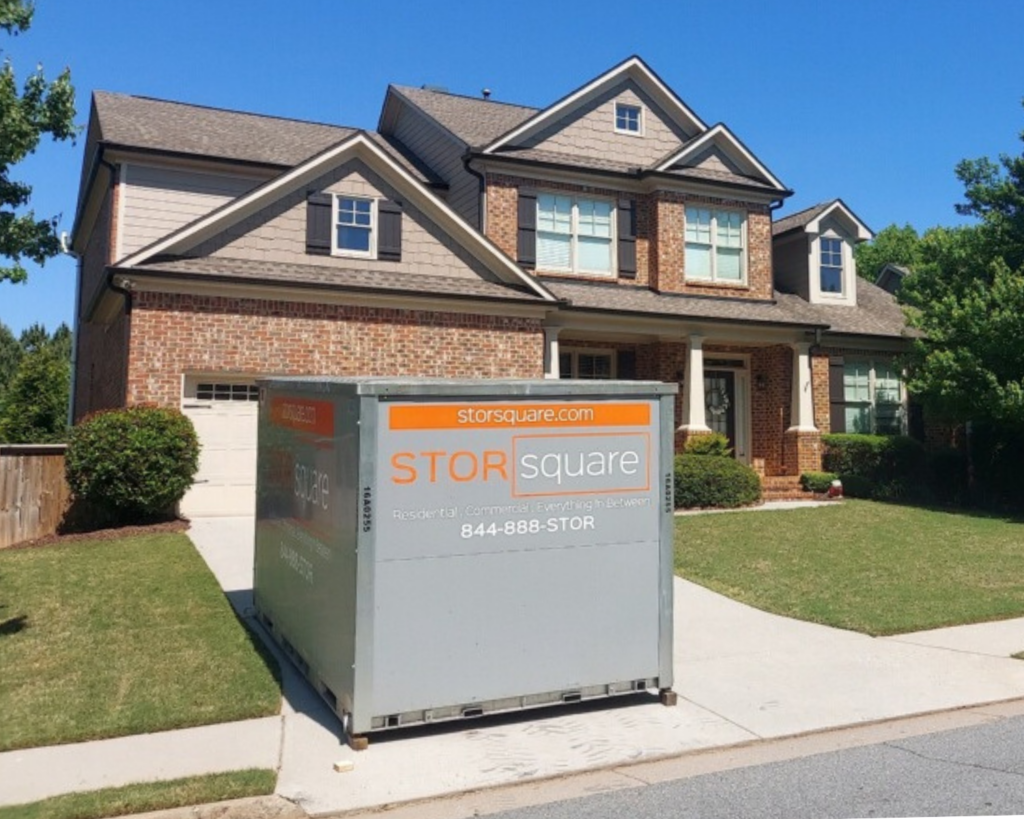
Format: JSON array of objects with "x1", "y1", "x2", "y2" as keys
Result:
[
  {"x1": 481, "y1": 56, "x2": 707, "y2": 154},
  {"x1": 116, "y1": 130, "x2": 557, "y2": 302},
  {"x1": 384, "y1": 85, "x2": 537, "y2": 148},
  {"x1": 773, "y1": 199, "x2": 873, "y2": 241},
  {"x1": 88, "y1": 91, "x2": 440, "y2": 184},
  {"x1": 654, "y1": 124, "x2": 788, "y2": 193}
]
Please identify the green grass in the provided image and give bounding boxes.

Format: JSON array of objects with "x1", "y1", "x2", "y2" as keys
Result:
[
  {"x1": 0, "y1": 769, "x2": 276, "y2": 819},
  {"x1": 0, "y1": 533, "x2": 281, "y2": 752},
  {"x1": 675, "y1": 500, "x2": 1024, "y2": 636}
]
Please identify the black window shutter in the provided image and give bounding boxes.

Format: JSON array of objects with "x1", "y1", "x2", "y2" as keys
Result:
[
  {"x1": 617, "y1": 198, "x2": 637, "y2": 280},
  {"x1": 828, "y1": 356, "x2": 846, "y2": 433},
  {"x1": 617, "y1": 349, "x2": 637, "y2": 380},
  {"x1": 378, "y1": 200, "x2": 403, "y2": 262},
  {"x1": 306, "y1": 192, "x2": 332, "y2": 255},
  {"x1": 517, "y1": 189, "x2": 537, "y2": 267}
]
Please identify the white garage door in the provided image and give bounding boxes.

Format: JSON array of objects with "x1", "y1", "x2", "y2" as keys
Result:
[{"x1": 181, "y1": 378, "x2": 259, "y2": 517}]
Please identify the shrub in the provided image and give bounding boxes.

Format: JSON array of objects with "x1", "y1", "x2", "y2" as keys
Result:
[
  {"x1": 674, "y1": 454, "x2": 761, "y2": 509},
  {"x1": 683, "y1": 432, "x2": 732, "y2": 458},
  {"x1": 0, "y1": 346, "x2": 69, "y2": 443},
  {"x1": 800, "y1": 471, "x2": 838, "y2": 493},
  {"x1": 822, "y1": 433, "x2": 928, "y2": 502},
  {"x1": 926, "y1": 447, "x2": 968, "y2": 507},
  {"x1": 66, "y1": 406, "x2": 200, "y2": 525},
  {"x1": 837, "y1": 474, "x2": 875, "y2": 499}
]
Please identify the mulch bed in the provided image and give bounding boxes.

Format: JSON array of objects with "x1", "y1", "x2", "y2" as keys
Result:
[{"x1": 5, "y1": 518, "x2": 191, "y2": 550}]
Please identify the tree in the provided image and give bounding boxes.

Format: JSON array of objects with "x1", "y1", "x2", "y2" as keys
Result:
[
  {"x1": 0, "y1": 320, "x2": 72, "y2": 441},
  {"x1": 1, "y1": 0, "x2": 76, "y2": 284},
  {"x1": 853, "y1": 223, "x2": 922, "y2": 281},
  {"x1": 0, "y1": 319, "x2": 21, "y2": 398},
  {"x1": 899, "y1": 104, "x2": 1024, "y2": 427},
  {"x1": 0, "y1": 341, "x2": 69, "y2": 442}
]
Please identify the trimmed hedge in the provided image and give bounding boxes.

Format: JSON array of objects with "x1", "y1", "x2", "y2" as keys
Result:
[
  {"x1": 821, "y1": 433, "x2": 928, "y2": 502},
  {"x1": 800, "y1": 471, "x2": 839, "y2": 494},
  {"x1": 66, "y1": 406, "x2": 201, "y2": 525},
  {"x1": 683, "y1": 432, "x2": 732, "y2": 458},
  {"x1": 674, "y1": 454, "x2": 761, "y2": 509}
]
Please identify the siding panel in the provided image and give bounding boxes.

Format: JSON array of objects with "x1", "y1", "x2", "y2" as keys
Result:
[{"x1": 120, "y1": 165, "x2": 261, "y2": 256}]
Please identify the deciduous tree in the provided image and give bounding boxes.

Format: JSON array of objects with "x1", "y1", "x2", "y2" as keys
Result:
[{"x1": 1, "y1": 0, "x2": 76, "y2": 284}]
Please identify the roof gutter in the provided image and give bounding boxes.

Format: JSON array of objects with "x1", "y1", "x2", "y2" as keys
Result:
[{"x1": 461, "y1": 151, "x2": 487, "y2": 232}]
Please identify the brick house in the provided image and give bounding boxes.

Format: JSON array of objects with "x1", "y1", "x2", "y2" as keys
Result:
[{"x1": 70, "y1": 56, "x2": 912, "y2": 516}]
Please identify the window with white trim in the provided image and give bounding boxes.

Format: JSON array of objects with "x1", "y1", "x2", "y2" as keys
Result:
[
  {"x1": 334, "y1": 196, "x2": 374, "y2": 256},
  {"x1": 684, "y1": 207, "x2": 746, "y2": 283},
  {"x1": 843, "y1": 361, "x2": 904, "y2": 434},
  {"x1": 558, "y1": 349, "x2": 615, "y2": 379},
  {"x1": 537, "y1": 194, "x2": 614, "y2": 275},
  {"x1": 820, "y1": 236, "x2": 844, "y2": 294},
  {"x1": 615, "y1": 103, "x2": 642, "y2": 134}
]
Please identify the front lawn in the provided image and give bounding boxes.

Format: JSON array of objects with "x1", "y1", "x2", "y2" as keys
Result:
[
  {"x1": 675, "y1": 500, "x2": 1024, "y2": 636},
  {"x1": 0, "y1": 770, "x2": 277, "y2": 819},
  {"x1": 0, "y1": 532, "x2": 281, "y2": 752}
]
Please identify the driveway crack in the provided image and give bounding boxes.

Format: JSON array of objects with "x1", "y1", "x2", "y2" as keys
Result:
[{"x1": 885, "y1": 741, "x2": 1024, "y2": 778}]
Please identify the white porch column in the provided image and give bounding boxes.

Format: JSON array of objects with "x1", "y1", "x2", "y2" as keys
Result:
[
  {"x1": 788, "y1": 342, "x2": 818, "y2": 432},
  {"x1": 543, "y1": 327, "x2": 561, "y2": 379},
  {"x1": 680, "y1": 334, "x2": 711, "y2": 432}
]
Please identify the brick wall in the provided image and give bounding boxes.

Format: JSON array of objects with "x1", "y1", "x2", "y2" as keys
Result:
[
  {"x1": 125, "y1": 293, "x2": 545, "y2": 407},
  {"x1": 485, "y1": 173, "x2": 772, "y2": 299}
]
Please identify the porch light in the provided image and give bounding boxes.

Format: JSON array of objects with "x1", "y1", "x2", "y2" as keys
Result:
[{"x1": 754, "y1": 373, "x2": 767, "y2": 392}]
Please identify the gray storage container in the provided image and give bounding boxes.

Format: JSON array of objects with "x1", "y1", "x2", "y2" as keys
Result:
[{"x1": 253, "y1": 378, "x2": 677, "y2": 741}]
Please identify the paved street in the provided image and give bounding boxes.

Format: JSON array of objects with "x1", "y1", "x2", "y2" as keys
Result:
[{"x1": 481, "y1": 713, "x2": 1024, "y2": 819}]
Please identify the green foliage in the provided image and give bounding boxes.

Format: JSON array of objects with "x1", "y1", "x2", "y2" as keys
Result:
[
  {"x1": 0, "y1": 319, "x2": 20, "y2": 398},
  {"x1": 1, "y1": 0, "x2": 77, "y2": 284},
  {"x1": 854, "y1": 223, "x2": 922, "y2": 281},
  {"x1": 0, "y1": 321, "x2": 73, "y2": 442},
  {"x1": 927, "y1": 447, "x2": 969, "y2": 508},
  {"x1": 822, "y1": 433, "x2": 928, "y2": 502},
  {"x1": 0, "y1": 342, "x2": 68, "y2": 442},
  {"x1": 674, "y1": 454, "x2": 761, "y2": 509},
  {"x1": 800, "y1": 471, "x2": 839, "y2": 493},
  {"x1": 898, "y1": 103, "x2": 1024, "y2": 428},
  {"x1": 65, "y1": 407, "x2": 200, "y2": 523},
  {"x1": 682, "y1": 431, "x2": 732, "y2": 457}
]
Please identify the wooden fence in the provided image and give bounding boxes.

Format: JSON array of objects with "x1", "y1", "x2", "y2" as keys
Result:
[{"x1": 0, "y1": 445, "x2": 70, "y2": 548}]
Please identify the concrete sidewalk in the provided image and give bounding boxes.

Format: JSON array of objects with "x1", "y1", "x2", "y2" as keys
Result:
[{"x1": 3, "y1": 513, "x2": 1024, "y2": 815}]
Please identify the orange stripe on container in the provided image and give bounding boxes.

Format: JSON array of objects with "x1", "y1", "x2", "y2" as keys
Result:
[{"x1": 388, "y1": 403, "x2": 650, "y2": 430}]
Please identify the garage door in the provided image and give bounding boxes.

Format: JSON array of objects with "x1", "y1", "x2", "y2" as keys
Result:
[{"x1": 181, "y1": 378, "x2": 259, "y2": 517}]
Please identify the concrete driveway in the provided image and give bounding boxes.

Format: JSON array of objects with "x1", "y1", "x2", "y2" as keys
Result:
[{"x1": 184, "y1": 515, "x2": 1024, "y2": 816}]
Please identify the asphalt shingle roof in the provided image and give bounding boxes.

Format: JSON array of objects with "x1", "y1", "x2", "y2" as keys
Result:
[
  {"x1": 771, "y1": 202, "x2": 834, "y2": 236},
  {"x1": 390, "y1": 86, "x2": 537, "y2": 148},
  {"x1": 127, "y1": 256, "x2": 545, "y2": 303},
  {"x1": 91, "y1": 92, "x2": 439, "y2": 184},
  {"x1": 544, "y1": 277, "x2": 912, "y2": 339}
]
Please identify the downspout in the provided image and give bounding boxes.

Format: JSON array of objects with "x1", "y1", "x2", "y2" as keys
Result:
[
  {"x1": 461, "y1": 151, "x2": 487, "y2": 233},
  {"x1": 63, "y1": 238, "x2": 81, "y2": 426}
]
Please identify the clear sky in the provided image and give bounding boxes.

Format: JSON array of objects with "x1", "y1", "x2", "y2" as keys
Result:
[{"x1": 2, "y1": 0, "x2": 1023, "y2": 336}]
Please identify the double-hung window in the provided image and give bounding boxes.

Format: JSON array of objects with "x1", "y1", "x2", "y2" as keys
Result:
[
  {"x1": 558, "y1": 349, "x2": 614, "y2": 379},
  {"x1": 334, "y1": 196, "x2": 374, "y2": 257},
  {"x1": 820, "y1": 237, "x2": 844, "y2": 294},
  {"x1": 537, "y1": 194, "x2": 614, "y2": 276},
  {"x1": 843, "y1": 360, "x2": 904, "y2": 434},
  {"x1": 684, "y1": 208, "x2": 745, "y2": 283}
]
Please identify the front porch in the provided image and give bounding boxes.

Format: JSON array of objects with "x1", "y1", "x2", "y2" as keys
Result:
[{"x1": 544, "y1": 327, "x2": 828, "y2": 478}]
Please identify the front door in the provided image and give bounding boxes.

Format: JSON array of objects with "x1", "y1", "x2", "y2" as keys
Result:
[{"x1": 704, "y1": 370, "x2": 736, "y2": 454}]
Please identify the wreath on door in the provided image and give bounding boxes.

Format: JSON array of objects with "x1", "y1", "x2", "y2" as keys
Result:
[{"x1": 706, "y1": 386, "x2": 730, "y2": 417}]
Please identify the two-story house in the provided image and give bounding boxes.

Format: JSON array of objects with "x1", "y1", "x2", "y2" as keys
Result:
[{"x1": 69, "y1": 56, "x2": 911, "y2": 516}]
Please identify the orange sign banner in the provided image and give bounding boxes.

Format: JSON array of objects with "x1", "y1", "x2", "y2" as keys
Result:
[
  {"x1": 270, "y1": 397, "x2": 335, "y2": 436},
  {"x1": 388, "y1": 402, "x2": 650, "y2": 430}
]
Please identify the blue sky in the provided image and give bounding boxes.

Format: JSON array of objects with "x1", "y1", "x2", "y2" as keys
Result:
[{"x1": 2, "y1": 0, "x2": 1023, "y2": 335}]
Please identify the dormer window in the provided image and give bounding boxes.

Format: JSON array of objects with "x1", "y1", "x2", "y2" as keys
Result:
[
  {"x1": 820, "y1": 237, "x2": 843, "y2": 294},
  {"x1": 614, "y1": 103, "x2": 642, "y2": 134}
]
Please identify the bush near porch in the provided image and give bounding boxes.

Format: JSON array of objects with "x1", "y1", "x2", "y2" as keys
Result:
[
  {"x1": 674, "y1": 453, "x2": 761, "y2": 509},
  {"x1": 675, "y1": 500, "x2": 1024, "y2": 636}
]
